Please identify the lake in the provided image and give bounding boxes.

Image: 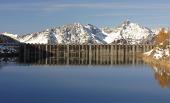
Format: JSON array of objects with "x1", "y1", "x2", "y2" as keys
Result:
[{"x1": 0, "y1": 56, "x2": 170, "y2": 103}]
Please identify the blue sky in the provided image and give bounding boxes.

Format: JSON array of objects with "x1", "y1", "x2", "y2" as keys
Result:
[{"x1": 0, "y1": 0, "x2": 170, "y2": 34}]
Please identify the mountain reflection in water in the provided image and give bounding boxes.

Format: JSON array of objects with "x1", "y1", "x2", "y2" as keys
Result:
[
  {"x1": 1, "y1": 54, "x2": 170, "y2": 89},
  {"x1": 1, "y1": 55, "x2": 143, "y2": 65}
]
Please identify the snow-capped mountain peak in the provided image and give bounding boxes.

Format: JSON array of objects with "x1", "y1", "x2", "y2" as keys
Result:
[
  {"x1": 102, "y1": 20, "x2": 154, "y2": 44},
  {"x1": 121, "y1": 19, "x2": 131, "y2": 27},
  {"x1": 1, "y1": 21, "x2": 157, "y2": 45}
]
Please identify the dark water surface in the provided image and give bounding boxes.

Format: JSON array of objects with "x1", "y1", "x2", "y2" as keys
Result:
[{"x1": 0, "y1": 58, "x2": 170, "y2": 103}]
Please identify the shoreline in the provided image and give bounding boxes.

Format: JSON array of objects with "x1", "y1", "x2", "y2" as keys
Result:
[{"x1": 142, "y1": 54, "x2": 170, "y2": 69}]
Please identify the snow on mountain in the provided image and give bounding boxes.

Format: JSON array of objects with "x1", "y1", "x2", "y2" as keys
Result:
[
  {"x1": 17, "y1": 23, "x2": 106, "y2": 44},
  {"x1": 102, "y1": 20, "x2": 154, "y2": 44},
  {"x1": 84, "y1": 24, "x2": 107, "y2": 44},
  {"x1": 1, "y1": 32, "x2": 18, "y2": 39},
  {"x1": 0, "y1": 20, "x2": 156, "y2": 44},
  {"x1": 0, "y1": 33, "x2": 20, "y2": 44},
  {"x1": 53, "y1": 23, "x2": 90, "y2": 44},
  {"x1": 144, "y1": 47, "x2": 170, "y2": 59},
  {"x1": 18, "y1": 29, "x2": 49, "y2": 44}
]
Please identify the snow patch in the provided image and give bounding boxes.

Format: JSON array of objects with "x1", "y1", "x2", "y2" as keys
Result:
[
  {"x1": 144, "y1": 47, "x2": 170, "y2": 60},
  {"x1": 144, "y1": 49, "x2": 153, "y2": 56}
]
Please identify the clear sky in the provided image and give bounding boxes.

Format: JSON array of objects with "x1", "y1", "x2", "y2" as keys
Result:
[{"x1": 0, "y1": 0, "x2": 170, "y2": 34}]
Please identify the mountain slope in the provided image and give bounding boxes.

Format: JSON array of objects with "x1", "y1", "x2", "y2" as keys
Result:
[
  {"x1": 0, "y1": 33, "x2": 20, "y2": 44},
  {"x1": 1, "y1": 20, "x2": 156, "y2": 44},
  {"x1": 17, "y1": 23, "x2": 107, "y2": 44},
  {"x1": 102, "y1": 20, "x2": 154, "y2": 44},
  {"x1": 144, "y1": 29, "x2": 170, "y2": 59}
]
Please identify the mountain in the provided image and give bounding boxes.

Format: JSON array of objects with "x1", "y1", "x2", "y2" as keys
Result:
[
  {"x1": 15, "y1": 23, "x2": 107, "y2": 44},
  {"x1": 1, "y1": 32, "x2": 18, "y2": 40},
  {"x1": 0, "y1": 32, "x2": 20, "y2": 44},
  {"x1": 102, "y1": 20, "x2": 155, "y2": 44},
  {"x1": 0, "y1": 20, "x2": 156, "y2": 44}
]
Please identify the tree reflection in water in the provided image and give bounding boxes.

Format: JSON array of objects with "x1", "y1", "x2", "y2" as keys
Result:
[{"x1": 152, "y1": 66, "x2": 170, "y2": 88}]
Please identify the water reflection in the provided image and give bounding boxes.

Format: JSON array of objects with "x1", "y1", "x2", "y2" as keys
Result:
[
  {"x1": 18, "y1": 54, "x2": 144, "y2": 65},
  {"x1": 18, "y1": 50, "x2": 144, "y2": 65},
  {"x1": 0, "y1": 57, "x2": 18, "y2": 69},
  {"x1": 1, "y1": 56, "x2": 170, "y2": 89},
  {"x1": 0, "y1": 57, "x2": 18, "y2": 63},
  {"x1": 18, "y1": 44, "x2": 151, "y2": 65},
  {"x1": 0, "y1": 56, "x2": 144, "y2": 65},
  {"x1": 151, "y1": 66, "x2": 170, "y2": 88}
]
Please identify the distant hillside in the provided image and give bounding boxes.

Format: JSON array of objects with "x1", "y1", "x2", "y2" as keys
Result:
[{"x1": 0, "y1": 34, "x2": 20, "y2": 44}]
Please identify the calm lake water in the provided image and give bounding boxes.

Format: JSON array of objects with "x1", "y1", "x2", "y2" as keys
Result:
[{"x1": 0, "y1": 57, "x2": 170, "y2": 103}]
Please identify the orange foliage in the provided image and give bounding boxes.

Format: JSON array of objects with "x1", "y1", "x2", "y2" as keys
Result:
[
  {"x1": 155, "y1": 72, "x2": 170, "y2": 88},
  {"x1": 154, "y1": 28, "x2": 170, "y2": 45}
]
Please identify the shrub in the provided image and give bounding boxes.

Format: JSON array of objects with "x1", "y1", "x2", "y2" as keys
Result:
[{"x1": 154, "y1": 28, "x2": 170, "y2": 47}]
